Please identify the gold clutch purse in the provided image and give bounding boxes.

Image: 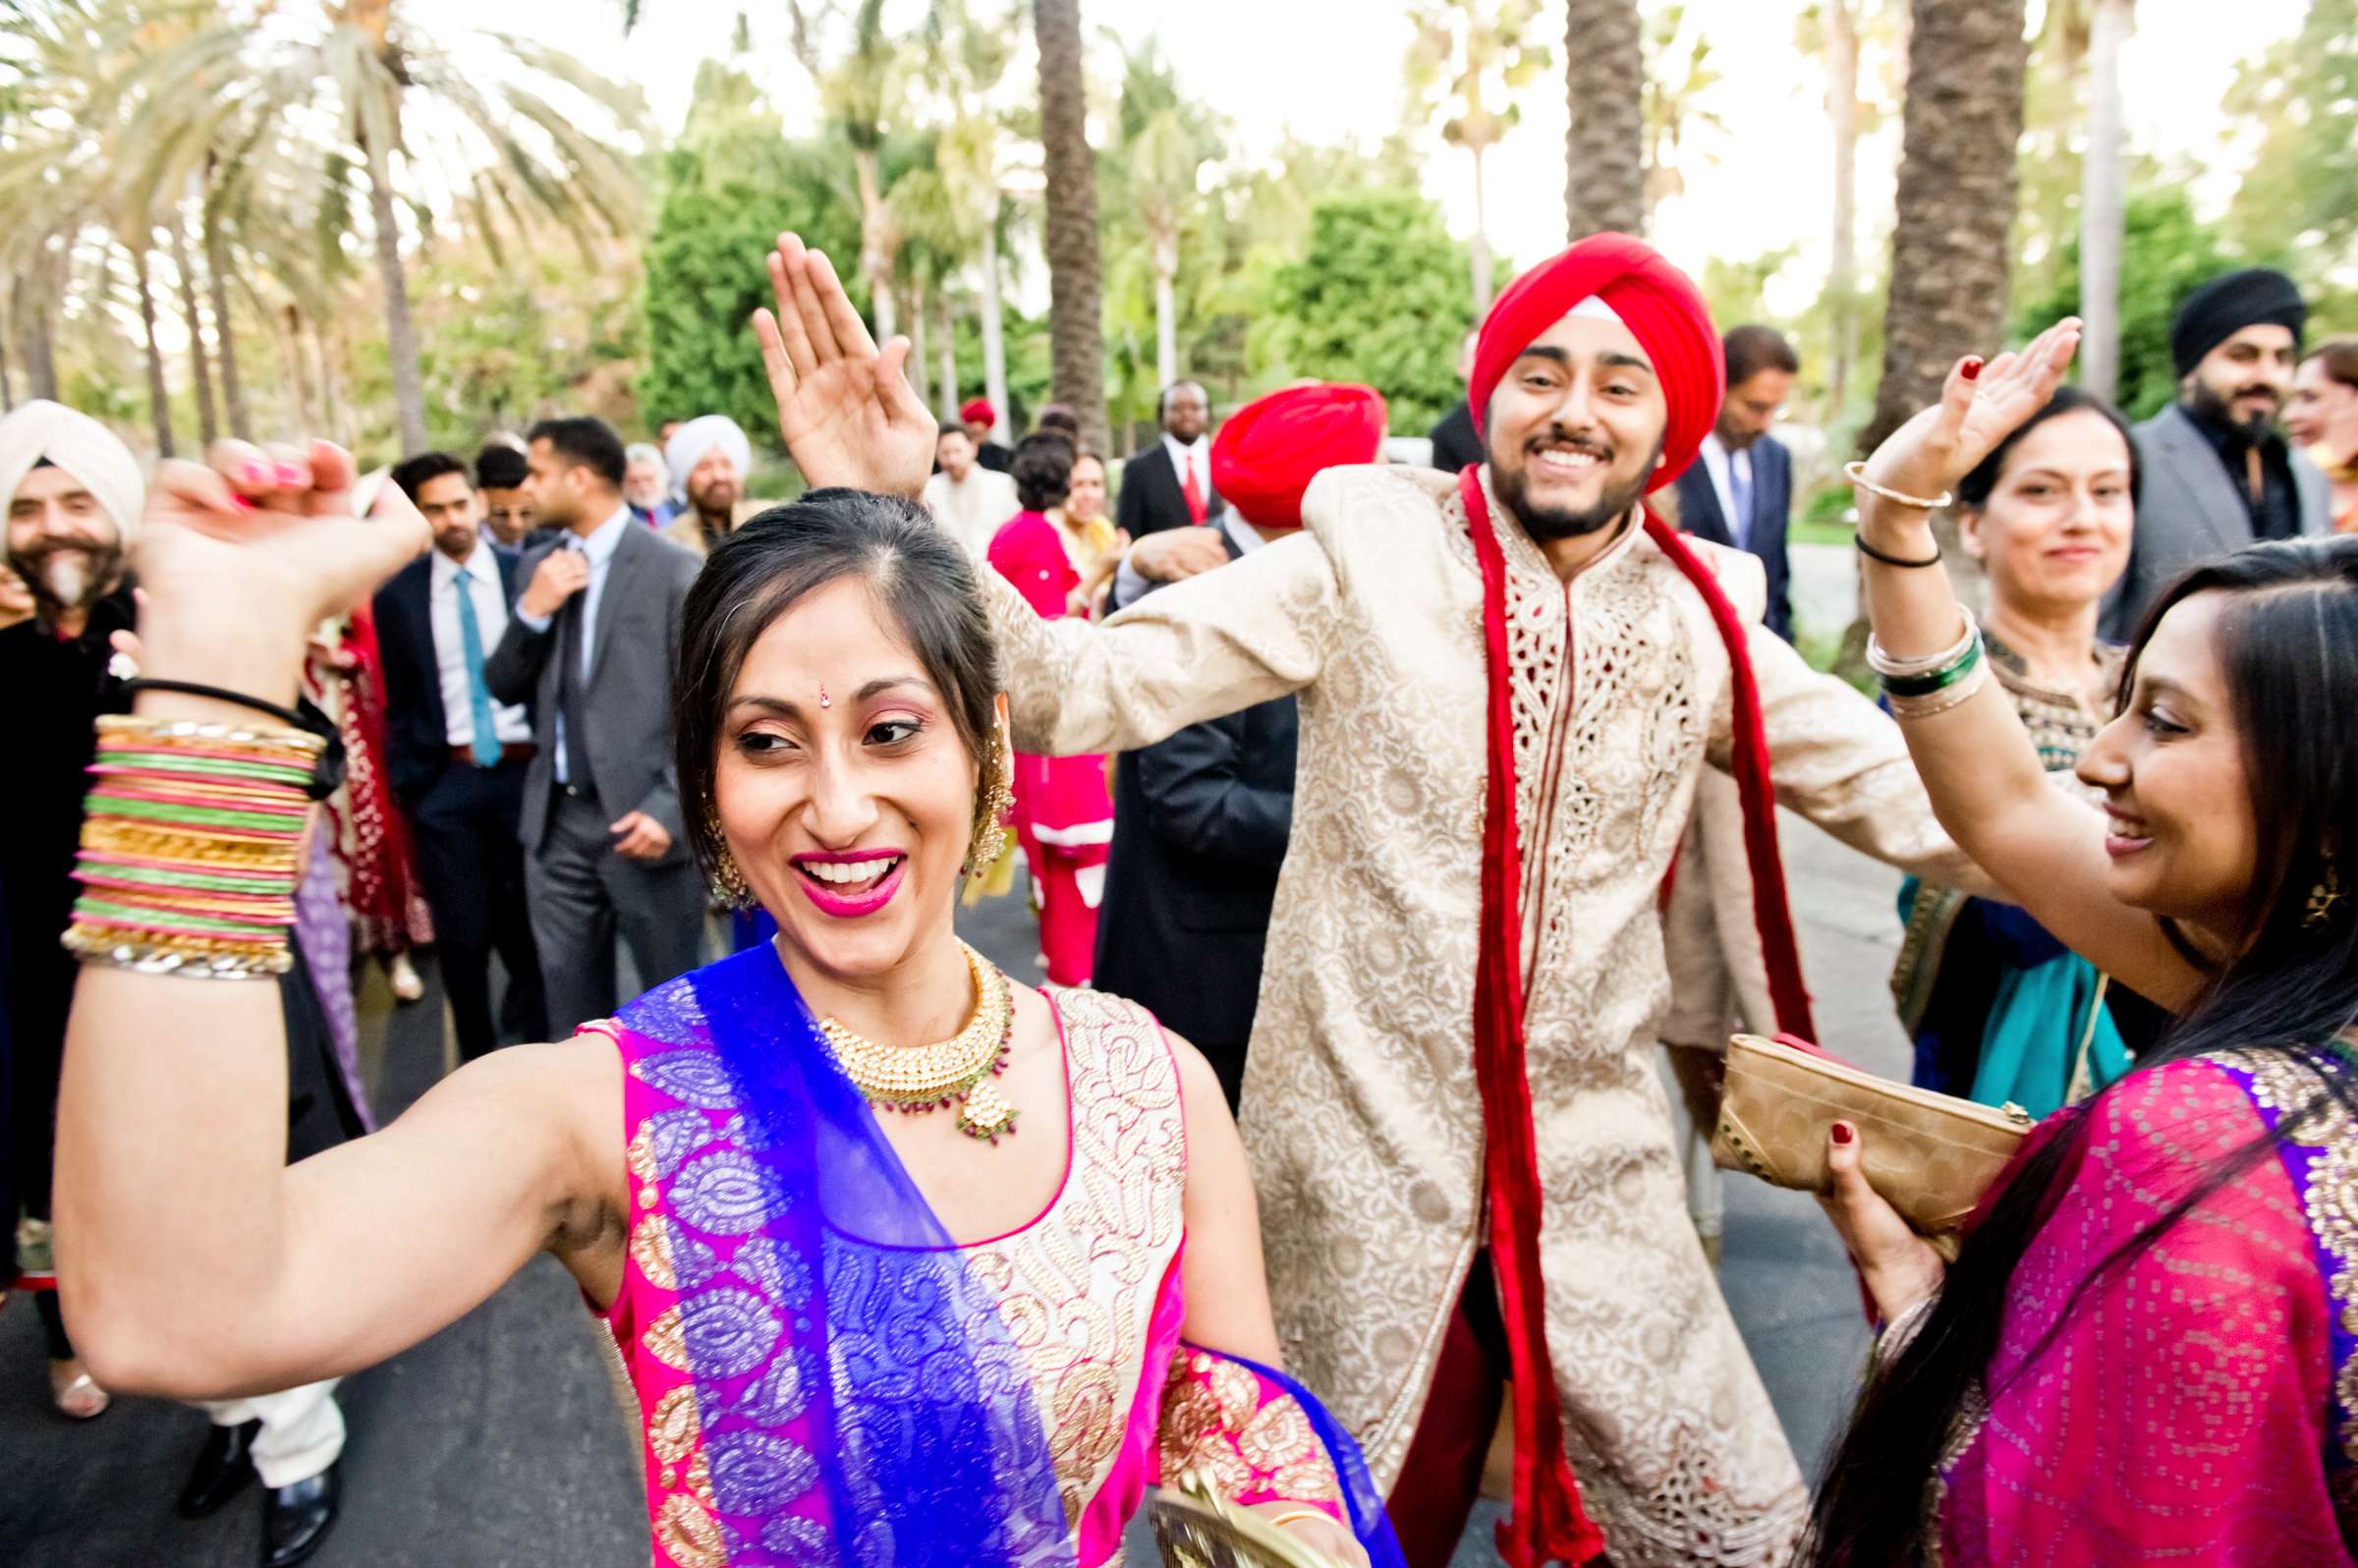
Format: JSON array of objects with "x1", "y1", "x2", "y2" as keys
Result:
[{"x1": 1710, "y1": 1033, "x2": 2033, "y2": 1260}]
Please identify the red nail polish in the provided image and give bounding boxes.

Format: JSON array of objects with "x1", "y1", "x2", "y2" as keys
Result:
[
  {"x1": 277, "y1": 461, "x2": 306, "y2": 486},
  {"x1": 1961, "y1": 358, "x2": 1984, "y2": 381},
  {"x1": 229, "y1": 493, "x2": 256, "y2": 512},
  {"x1": 1831, "y1": 1122, "x2": 1854, "y2": 1146},
  {"x1": 241, "y1": 460, "x2": 270, "y2": 485}
]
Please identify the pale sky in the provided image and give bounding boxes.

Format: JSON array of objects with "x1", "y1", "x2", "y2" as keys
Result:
[{"x1": 421, "y1": 0, "x2": 2309, "y2": 317}]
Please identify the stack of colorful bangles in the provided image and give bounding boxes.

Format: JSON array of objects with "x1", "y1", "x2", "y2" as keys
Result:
[
  {"x1": 62, "y1": 713, "x2": 325, "y2": 980},
  {"x1": 1866, "y1": 609, "x2": 1989, "y2": 719}
]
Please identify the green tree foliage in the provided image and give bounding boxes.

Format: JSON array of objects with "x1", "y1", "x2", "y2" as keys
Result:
[
  {"x1": 1261, "y1": 193, "x2": 1473, "y2": 433},
  {"x1": 2012, "y1": 188, "x2": 2247, "y2": 420},
  {"x1": 2224, "y1": 0, "x2": 2358, "y2": 279},
  {"x1": 638, "y1": 69, "x2": 864, "y2": 454}
]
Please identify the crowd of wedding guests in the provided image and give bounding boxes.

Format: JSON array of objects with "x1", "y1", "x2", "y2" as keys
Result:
[{"x1": 6, "y1": 244, "x2": 2358, "y2": 1568}]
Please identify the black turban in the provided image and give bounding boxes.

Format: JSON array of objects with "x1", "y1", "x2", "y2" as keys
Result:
[{"x1": 2171, "y1": 267, "x2": 2306, "y2": 378}]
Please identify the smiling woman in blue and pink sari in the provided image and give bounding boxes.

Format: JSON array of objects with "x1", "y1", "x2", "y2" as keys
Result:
[{"x1": 50, "y1": 242, "x2": 1397, "y2": 1568}]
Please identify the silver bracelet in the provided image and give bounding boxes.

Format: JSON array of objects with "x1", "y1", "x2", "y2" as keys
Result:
[
  {"x1": 1845, "y1": 460, "x2": 1954, "y2": 510},
  {"x1": 1866, "y1": 607, "x2": 1978, "y2": 679}
]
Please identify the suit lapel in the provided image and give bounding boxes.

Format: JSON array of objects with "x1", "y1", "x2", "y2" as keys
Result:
[
  {"x1": 587, "y1": 527, "x2": 641, "y2": 689},
  {"x1": 1680, "y1": 468, "x2": 1732, "y2": 546},
  {"x1": 2157, "y1": 406, "x2": 2252, "y2": 554}
]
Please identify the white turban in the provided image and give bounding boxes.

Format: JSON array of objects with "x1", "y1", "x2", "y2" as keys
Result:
[
  {"x1": 0, "y1": 399, "x2": 145, "y2": 545},
  {"x1": 664, "y1": 415, "x2": 751, "y2": 496}
]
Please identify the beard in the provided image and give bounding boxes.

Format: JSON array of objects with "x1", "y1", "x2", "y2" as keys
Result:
[
  {"x1": 8, "y1": 536, "x2": 121, "y2": 617},
  {"x1": 1490, "y1": 430, "x2": 1662, "y2": 542},
  {"x1": 690, "y1": 481, "x2": 739, "y2": 526},
  {"x1": 2189, "y1": 376, "x2": 2280, "y2": 437}
]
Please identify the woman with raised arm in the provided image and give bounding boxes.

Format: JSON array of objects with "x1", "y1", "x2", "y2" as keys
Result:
[
  {"x1": 1807, "y1": 319, "x2": 2358, "y2": 1565},
  {"x1": 53, "y1": 237, "x2": 1396, "y2": 1568}
]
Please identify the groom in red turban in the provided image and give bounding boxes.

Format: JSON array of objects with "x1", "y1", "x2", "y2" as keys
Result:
[{"x1": 776, "y1": 227, "x2": 1972, "y2": 1568}]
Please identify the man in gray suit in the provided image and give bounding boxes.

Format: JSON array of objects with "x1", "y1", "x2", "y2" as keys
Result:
[
  {"x1": 2103, "y1": 267, "x2": 2331, "y2": 639},
  {"x1": 484, "y1": 417, "x2": 705, "y2": 1033}
]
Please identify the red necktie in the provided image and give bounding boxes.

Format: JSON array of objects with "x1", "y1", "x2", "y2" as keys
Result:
[{"x1": 1181, "y1": 451, "x2": 1207, "y2": 524}]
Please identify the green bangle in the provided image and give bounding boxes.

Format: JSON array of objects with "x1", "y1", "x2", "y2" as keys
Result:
[
  {"x1": 1880, "y1": 638, "x2": 1983, "y2": 700},
  {"x1": 84, "y1": 796, "x2": 308, "y2": 833},
  {"x1": 72, "y1": 898, "x2": 287, "y2": 939},
  {"x1": 95, "y1": 751, "x2": 316, "y2": 786},
  {"x1": 81, "y1": 863, "x2": 295, "y2": 894}
]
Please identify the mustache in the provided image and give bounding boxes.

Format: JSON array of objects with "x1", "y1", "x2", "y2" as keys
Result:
[
  {"x1": 1523, "y1": 429, "x2": 1613, "y2": 461},
  {"x1": 8, "y1": 537, "x2": 120, "y2": 611}
]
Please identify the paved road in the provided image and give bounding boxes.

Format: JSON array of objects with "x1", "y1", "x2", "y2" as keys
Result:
[{"x1": 1, "y1": 821, "x2": 1905, "y2": 1566}]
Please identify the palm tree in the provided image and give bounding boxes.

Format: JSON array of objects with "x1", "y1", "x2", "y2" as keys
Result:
[
  {"x1": 1407, "y1": 0, "x2": 1549, "y2": 314},
  {"x1": 125, "y1": 1, "x2": 646, "y2": 451},
  {"x1": 1562, "y1": 0, "x2": 1645, "y2": 239},
  {"x1": 2077, "y1": 0, "x2": 2134, "y2": 403},
  {"x1": 1034, "y1": 0, "x2": 1109, "y2": 453},
  {"x1": 824, "y1": 0, "x2": 905, "y2": 344},
  {"x1": 1861, "y1": 0, "x2": 2030, "y2": 454},
  {"x1": 1797, "y1": 0, "x2": 1903, "y2": 415},
  {"x1": 924, "y1": 0, "x2": 1021, "y2": 441}
]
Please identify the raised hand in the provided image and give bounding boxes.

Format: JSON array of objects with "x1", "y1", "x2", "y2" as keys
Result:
[
  {"x1": 1859, "y1": 316, "x2": 2083, "y2": 504},
  {"x1": 753, "y1": 233, "x2": 937, "y2": 500},
  {"x1": 134, "y1": 439, "x2": 430, "y2": 702}
]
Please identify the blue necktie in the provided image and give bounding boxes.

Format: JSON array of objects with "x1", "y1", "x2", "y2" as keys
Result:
[
  {"x1": 1728, "y1": 455, "x2": 1753, "y2": 552},
  {"x1": 454, "y1": 568, "x2": 504, "y2": 767}
]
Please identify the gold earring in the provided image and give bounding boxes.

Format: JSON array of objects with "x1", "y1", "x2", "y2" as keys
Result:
[
  {"x1": 964, "y1": 723, "x2": 1013, "y2": 877},
  {"x1": 705, "y1": 811, "x2": 755, "y2": 909},
  {"x1": 2305, "y1": 862, "x2": 2343, "y2": 930}
]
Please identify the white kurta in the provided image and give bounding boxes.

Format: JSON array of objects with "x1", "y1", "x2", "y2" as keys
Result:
[{"x1": 984, "y1": 464, "x2": 1976, "y2": 1564}]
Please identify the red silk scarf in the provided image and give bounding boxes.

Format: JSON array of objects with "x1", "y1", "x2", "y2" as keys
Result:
[{"x1": 1458, "y1": 466, "x2": 1815, "y2": 1566}]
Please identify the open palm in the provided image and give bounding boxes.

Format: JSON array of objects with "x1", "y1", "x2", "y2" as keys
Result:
[
  {"x1": 754, "y1": 234, "x2": 937, "y2": 499},
  {"x1": 1863, "y1": 317, "x2": 2084, "y2": 498}
]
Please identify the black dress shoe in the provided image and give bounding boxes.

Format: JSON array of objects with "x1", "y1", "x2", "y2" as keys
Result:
[
  {"x1": 176, "y1": 1419, "x2": 259, "y2": 1518},
  {"x1": 261, "y1": 1461, "x2": 340, "y2": 1568}
]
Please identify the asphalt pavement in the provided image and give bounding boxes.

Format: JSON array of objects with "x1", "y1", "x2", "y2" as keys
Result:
[{"x1": 1, "y1": 816, "x2": 1905, "y2": 1566}]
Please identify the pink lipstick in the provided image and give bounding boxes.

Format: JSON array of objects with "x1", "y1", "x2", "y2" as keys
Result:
[{"x1": 791, "y1": 848, "x2": 908, "y2": 919}]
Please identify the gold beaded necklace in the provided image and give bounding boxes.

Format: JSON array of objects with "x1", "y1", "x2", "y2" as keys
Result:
[{"x1": 814, "y1": 941, "x2": 1021, "y2": 1145}]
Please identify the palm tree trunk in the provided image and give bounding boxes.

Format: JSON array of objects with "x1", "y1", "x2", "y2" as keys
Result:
[
  {"x1": 1152, "y1": 231, "x2": 1178, "y2": 388},
  {"x1": 2079, "y1": 0, "x2": 2132, "y2": 404},
  {"x1": 935, "y1": 289, "x2": 958, "y2": 424},
  {"x1": 18, "y1": 260, "x2": 61, "y2": 404},
  {"x1": 1825, "y1": 0, "x2": 1862, "y2": 416},
  {"x1": 980, "y1": 222, "x2": 1012, "y2": 445},
  {"x1": 853, "y1": 149, "x2": 898, "y2": 344},
  {"x1": 1563, "y1": 0, "x2": 1646, "y2": 239},
  {"x1": 365, "y1": 134, "x2": 429, "y2": 452},
  {"x1": 281, "y1": 304, "x2": 318, "y2": 434},
  {"x1": 1470, "y1": 146, "x2": 1495, "y2": 312},
  {"x1": 169, "y1": 221, "x2": 219, "y2": 445},
  {"x1": 1034, "y1": 0, "x2": 1110, "y2": 455},
  {"x1": 202, "y1": 182, "x2": 249, "y2": 435},
  {"x1": 135, "y1": 250, "x2": 175, "y2": 458},
  {"x1": 908, "y1": 272, "x2": 932, "y2": 409},
  {"x1": 0, "y1": 286, "x2": 14, "y2": 413}
]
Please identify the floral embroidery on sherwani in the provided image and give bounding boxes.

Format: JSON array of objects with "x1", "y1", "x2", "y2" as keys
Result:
[{"x1": 988, "y1": 463, "x2": 1977, "y2": 1565}]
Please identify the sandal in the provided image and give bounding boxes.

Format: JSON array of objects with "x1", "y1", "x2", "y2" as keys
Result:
[
  {"x1": 388, "y1": 951, "x2": 424, "y2": 1004},
  {"x1": 50, "y1": 1359, "x2": 110, "y2": 1420}
]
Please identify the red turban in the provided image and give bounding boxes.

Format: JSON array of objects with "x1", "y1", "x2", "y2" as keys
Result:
[
  {"x1": 958, "y1": 397, "x2": 995, "y2": 425},
  {"x1": 1466, "y1": 232, "x2": 1723, "y2": 495},
  {"x1": 1210, "y1": 382, "x2": 1388, "y2": 530}
]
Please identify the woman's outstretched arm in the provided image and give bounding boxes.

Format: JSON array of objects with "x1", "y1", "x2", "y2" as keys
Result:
[
  {"x1": 54, "y1": 444, "x2": 621, "y2": 1399},
  {"x1": 1854, "y1": 321, "x2": 2202, "y2": 1011}
]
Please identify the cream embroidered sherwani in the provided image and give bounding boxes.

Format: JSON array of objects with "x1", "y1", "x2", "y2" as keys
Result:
[{"x1": 984, "y1": 465, "x2": 1975, "y2": 1564}]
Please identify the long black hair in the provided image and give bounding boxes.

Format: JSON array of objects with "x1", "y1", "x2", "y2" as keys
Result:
[
  {"x1": 1804, "y1": 535, "x2": 2358, "y2": 1565},
  {"x1": 671, "y1": 489, "x2": 1001, "y2": 885}
]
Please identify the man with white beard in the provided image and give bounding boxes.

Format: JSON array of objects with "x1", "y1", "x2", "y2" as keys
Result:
[{"x1": 0, "y1": 403, "x2": 358, "y2": 1566}]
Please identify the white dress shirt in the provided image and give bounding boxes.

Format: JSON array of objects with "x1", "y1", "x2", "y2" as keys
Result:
[
  {"x1": 517, "y1": 505, "x2": 631, "y2": 784},
  {"x1": 1163, "y1": 431, "x2": 1213, "y2": 516},
  {"x1": 429, "y1": 543, "x2": 533, "y2": 748},
  {"x1": 1696, "y1": 432, "x2": 1755, "y2": 552},
  {"x1": 922, "y1": 467, "x2": 1021, "y2": 559}
]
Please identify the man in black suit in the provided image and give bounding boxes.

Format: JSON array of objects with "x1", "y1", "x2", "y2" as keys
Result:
[
  {"x1": 373, "y1": 452, "x2": 548, "y2": 1061},
  {"x1": 1670, "y1": 324, "x2": 1799, "y2": 642},
  {"x1": 1115, "y1": 379, "x2": 1225, "y2": 538},
  {"x1": 485, "y1": 418, "x2": 705, "y2": 1034},
  {"x1": 1095, "y1": 383, "x2": 1383, "y2": 1106}
]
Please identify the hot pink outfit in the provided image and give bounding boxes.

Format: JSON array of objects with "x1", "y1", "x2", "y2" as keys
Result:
[
  {"x1": 593, "y1": 981, "x2": 1346, "y2": 1566},
  {"x1": 987, "y1": 510, "x2": 1114, "y2": 986},
  {"x1": 1924, "y1": 1053, "x2": 2358, "y2": 1563}
]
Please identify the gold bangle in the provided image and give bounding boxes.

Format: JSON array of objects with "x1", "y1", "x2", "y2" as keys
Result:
[
  {"x1": 1844, "y1": 460, "x2": 1953, "y2": 511},
  {"x1": 1261, "y1": 1508, "x2": 1332, "y2": 1531}
]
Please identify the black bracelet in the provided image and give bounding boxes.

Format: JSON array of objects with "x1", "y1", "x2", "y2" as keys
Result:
[
  {"x1": 1854, "y1": 532, "x2": 1943, "y2": 569},
  {"x1": 126, "y1": 679, "x2": 349, "y2": 801}
]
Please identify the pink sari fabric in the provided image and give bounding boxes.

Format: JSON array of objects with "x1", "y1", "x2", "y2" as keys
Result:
[
  {"x1": 1937, "y1": 1056, "x2": 2358, "y2": 1565},
  {"x1": 988, "y1": 511, "x2": 1114, "y2": 986}
]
